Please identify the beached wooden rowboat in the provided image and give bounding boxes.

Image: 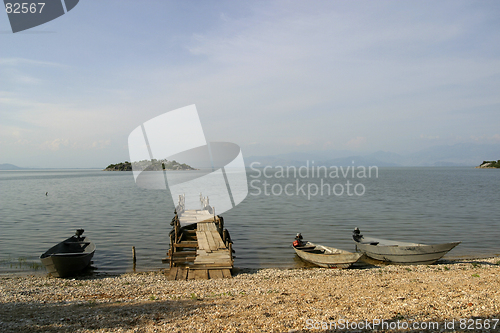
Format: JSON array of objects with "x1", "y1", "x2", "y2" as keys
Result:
[
  {"x1": 352, "y1": 227, "x2": 460, "y2": 265},
  {"x1": 293, "y1": 234, "x2": 363, "y2": 268},
  {"x1": 40, "y1": 229, "x2": 96, "y2": 278}
]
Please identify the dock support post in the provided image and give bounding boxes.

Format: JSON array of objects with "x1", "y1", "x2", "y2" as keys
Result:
[{"x1": 132, "y1": 246, "x2": 137, "y2": 272}]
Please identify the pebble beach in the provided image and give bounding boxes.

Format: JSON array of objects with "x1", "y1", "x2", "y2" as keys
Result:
[{"x1": 1, "y1": 258, "x2": 500, "y2": 332}]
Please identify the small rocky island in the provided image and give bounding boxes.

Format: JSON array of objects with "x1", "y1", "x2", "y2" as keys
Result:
[
  {"x1": 476, "y1": 160, "x2": 500, "y2": 168},
  {"x1": 104, "y1": 160, "x2": 197, "y2": 171}
]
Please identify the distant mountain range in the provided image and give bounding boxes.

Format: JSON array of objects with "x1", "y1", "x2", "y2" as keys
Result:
[
  {"x1": 0, "y1": 163, "x2": 23, "y2": 170},
  {"x1": 2, "y1": 143, "x2": 498, "y2": 170},
  {"x1": 245, "y1": 143, "x2": 500, "y2": 167}
]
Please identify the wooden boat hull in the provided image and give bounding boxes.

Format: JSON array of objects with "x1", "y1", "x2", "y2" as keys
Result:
[
  {"x1": 40, "y1": 252, "x2": 94, "y2": 278},
  {"x1": 40, "y1": 234, "x2": 95, "y2": 278},
  {"x1": 355, "y1": 242, "x2": 460, "y2": 265},
  {"x1": 294, "y1": 241, "x2": 363, "y2": 268},
  {"x1": 353, "y1": 230, "x2": 460, "y2": 265}
]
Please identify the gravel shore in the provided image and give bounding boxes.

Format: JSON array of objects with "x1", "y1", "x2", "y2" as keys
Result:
[{"x1": 1, "y1": 258, "x2": 500, "y2": 332}]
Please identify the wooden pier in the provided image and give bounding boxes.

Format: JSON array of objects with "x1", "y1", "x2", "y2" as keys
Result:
[{"x1": 163, "y1": 198, "x2": 234, "y2": 280}]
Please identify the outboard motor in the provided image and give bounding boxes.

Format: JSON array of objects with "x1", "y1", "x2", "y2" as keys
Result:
[
  {"x1": 293, "y1": 233, "x2": 304, "y2": 247},
  {"x1": 75, "y1": 229, "x2": 85, "y2": 240},
  {"x1": 352, "y1": 227, "x2": 363, "y2": 242}
]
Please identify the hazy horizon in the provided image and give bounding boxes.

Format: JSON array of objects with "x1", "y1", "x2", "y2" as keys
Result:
[{"x1": 2, "y1": 140, "x2": 499, "y2": 169}]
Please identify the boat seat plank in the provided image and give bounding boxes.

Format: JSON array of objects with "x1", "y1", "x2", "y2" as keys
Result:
[
  {"x1": 52, "y1": 252, "x2": 92, "y2": 256},
  {"x1": 295, "y1": 246, "x2": 316, "y2": 251},
  {"x1": 305, "y1": 249, "x2": 325, "y2": 254}
]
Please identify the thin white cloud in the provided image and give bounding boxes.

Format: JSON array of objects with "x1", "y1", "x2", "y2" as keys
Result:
[
  {"x1": 420, "y1": 134, "x2": 440, "y2": 140},
  {"x1": 38, "y1": 138, "x2": 112, "y2": 151},
  {"x1": 346, "y1": 137, "x2": 367, "y2": 149},
  {"x1": 40, "y1": 138, "x2": 70, "y2": 151},
  {"x1": 0, "y1": 58, "x2": 69, "y2": 68}
]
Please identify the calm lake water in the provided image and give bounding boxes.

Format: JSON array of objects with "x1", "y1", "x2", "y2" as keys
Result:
[{"x1": 1, "y1": 167, "x2": 499, "y2": 275}]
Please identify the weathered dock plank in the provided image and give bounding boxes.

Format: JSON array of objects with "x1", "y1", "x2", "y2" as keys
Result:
[
  {"x1": 167, "y1": 267, "x2": 179, "y2": 281},
  {"x1": 211, "y1": 230, "x2": 226, "y2": 249},
  {"x1": 173, "y1": 241, "x2": 198, "y2": 248},
  {"x1": 209, "y1": 270, "x2": 223, "y2": 279},
  {"x1": 194, "y1": 269, "x2": 209, "y2": 280},
  {"x1": 177, "y1": 267, "x2": 188, "y2": 281},
  {"x1": 222, "y1": 269, "x2": 232, "y2": 278},
  {"x1": 196, "y1": 232, "x2": 211, "y2": 253},
  {"x1": 205, "y1": 230, "x2": 218, "y2": 251}
]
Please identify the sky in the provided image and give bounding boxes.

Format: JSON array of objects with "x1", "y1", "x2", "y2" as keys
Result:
[{"x1": 1, "y1": 0, "x2": 500, "y2": 168}]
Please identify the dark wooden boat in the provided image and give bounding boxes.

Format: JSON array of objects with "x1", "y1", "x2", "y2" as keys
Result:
[
  {"x1": 293, "y1": 233, "x2": 363, "y2": 268},
  {"x1": 40, "y1": 229, "x2": 96, "y2": 277},
  {"x1": 352, "y1": 227, "x2": 460, "y2": 265}
]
